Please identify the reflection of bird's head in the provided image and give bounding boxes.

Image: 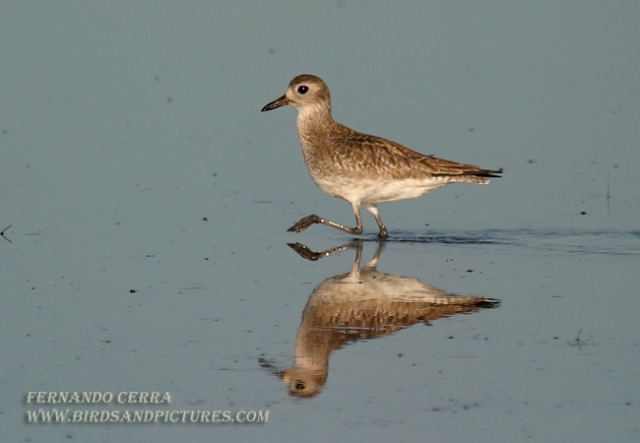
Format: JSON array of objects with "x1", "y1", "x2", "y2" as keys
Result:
[{"x1": 282, "y1": 368, "x2": 328, "y2": 398}]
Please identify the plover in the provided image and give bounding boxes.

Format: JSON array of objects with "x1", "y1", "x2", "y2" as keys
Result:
[
  {"x1": 261, "y1": 240, "x2": 499, "y2": 397},
  {"x1": 261, "y1": 74, "x2": 501, "y2": 239}
]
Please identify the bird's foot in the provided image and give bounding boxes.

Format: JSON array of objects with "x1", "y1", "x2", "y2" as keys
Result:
[
  {"x1": 287, "y1": 243, "x2": 323, "y2": 261},
  {"x1": 287, "y1": 214, "x2": 321, "y2": 232}
]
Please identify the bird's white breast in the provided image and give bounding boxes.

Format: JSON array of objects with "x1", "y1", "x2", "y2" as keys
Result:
[{"x1": 314, "y1": 176, "x2": 448, "y2": 205}]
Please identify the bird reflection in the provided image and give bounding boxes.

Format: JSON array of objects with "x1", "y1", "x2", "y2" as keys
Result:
[{"x1": 261, "y1": 240, "x2": 499, "y2": 398}]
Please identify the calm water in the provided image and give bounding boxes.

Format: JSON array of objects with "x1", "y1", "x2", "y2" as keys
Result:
[{"x1": 1, "y1": 2, "x2": 639, "y2": 442}]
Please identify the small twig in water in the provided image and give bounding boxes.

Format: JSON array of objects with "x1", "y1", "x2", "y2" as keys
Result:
[
  {"x1": 1, "y1": 225, "x2": 12, "y2": 243},
  {"x1": 568, "y1": 329, "x2": 585, "y2": 349},
  {"x1": 606, "y1": 174, "x2": 611, "y2": 217},
  {"x1": 574, "y1": 329, "x2": 582, "y2": 345}
]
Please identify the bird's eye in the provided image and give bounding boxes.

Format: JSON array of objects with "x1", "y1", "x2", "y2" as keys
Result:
[{"x1": 297, "y1": 85, "x2": 309, "y2": 94}]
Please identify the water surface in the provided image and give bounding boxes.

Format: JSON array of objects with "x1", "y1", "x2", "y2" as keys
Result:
[{"x1": 1, "y1": 1, "x2": 639, "y2": 442}]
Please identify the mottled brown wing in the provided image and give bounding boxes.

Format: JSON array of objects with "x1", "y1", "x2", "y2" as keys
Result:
[{"x1": 330, "y1": 125, "x2": 502, "y2": 179}]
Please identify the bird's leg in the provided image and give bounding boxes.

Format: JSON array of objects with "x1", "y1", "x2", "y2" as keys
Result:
[
  {"x1": 364, "y1": 203, "x2": 388, "y2": 239},
  {"x1": 363, "y1": 239, "x2": 386, "y2": 270},
  {"x1": 287, "y1": 203, "x2": 363, "y2": 236},
  {"x1": 287, "y1": 240, "x2": 361, "y2": 261}
]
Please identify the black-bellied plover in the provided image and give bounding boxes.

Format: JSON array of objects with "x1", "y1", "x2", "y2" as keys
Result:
[{"x1": 261, "y1": 74, "x2": 501, "y2": 239}]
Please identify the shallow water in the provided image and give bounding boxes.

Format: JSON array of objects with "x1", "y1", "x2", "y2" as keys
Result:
[{"x1": 1, "y1": 1, "x2": 639, "y2": 443}]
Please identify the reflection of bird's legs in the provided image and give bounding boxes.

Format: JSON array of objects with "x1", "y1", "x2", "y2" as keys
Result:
[
  {"x1": 288, "y1": 239, "x2": 386, "y2": 272},
  {"x1": 346, "y1": 240, "x2": 364, "y2": 281},
  {"x1": 363, "y1": 240, "x2": 385, "y2": 271},
  {"x1": 287, "y1": 239, "x2": 362, "y2": 262}
]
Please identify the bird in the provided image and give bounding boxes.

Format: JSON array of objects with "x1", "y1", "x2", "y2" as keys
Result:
[
  {"x1": 261, "y1": 240, "x2": 500, "y2": 397},
  {"x1": 261, "y1": 74, "x2": 501, "y2": 239}
]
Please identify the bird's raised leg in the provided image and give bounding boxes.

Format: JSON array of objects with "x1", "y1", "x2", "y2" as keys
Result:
[
  {"x1": 287, "y1": 239, "x2": 362, "y2": 261},
  {"x1": 364, "y1": 203, "x2": 388, "y2": 239},
  {"x1": 288, "y1": 203, "x2": 363, "y2": 236}
]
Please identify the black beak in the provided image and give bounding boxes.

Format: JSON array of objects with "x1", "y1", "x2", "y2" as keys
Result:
[
  {"x1": 258, "y1": 357, "x2": 285, "y2": 378},
  {"x1": 261, "y1": 94, "x2": 289, "y2": 112}
]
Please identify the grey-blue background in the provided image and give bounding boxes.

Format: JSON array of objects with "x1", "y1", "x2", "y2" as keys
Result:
[{"x1": 1, "y1": 1, "x2": 639, "y2": 442}]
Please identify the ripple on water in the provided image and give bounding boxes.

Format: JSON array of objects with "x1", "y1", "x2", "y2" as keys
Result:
[{"x1": 370, "y1": 228, "x2": 640, "y2": 257}]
